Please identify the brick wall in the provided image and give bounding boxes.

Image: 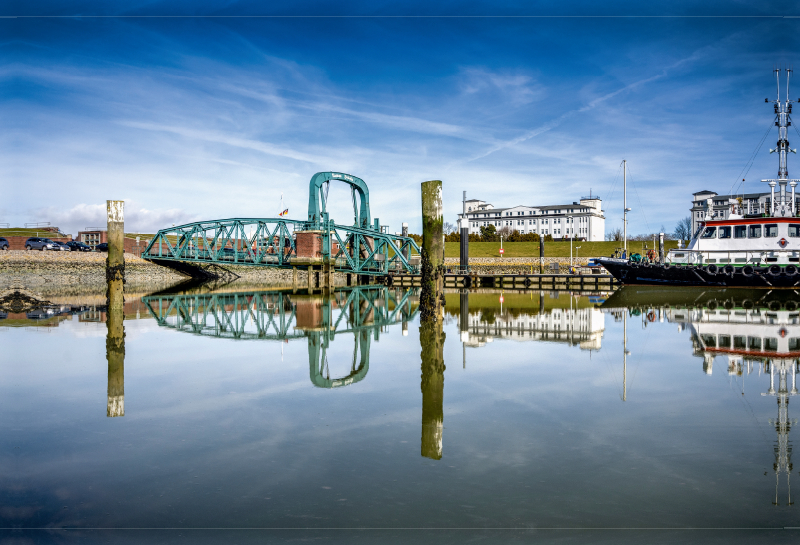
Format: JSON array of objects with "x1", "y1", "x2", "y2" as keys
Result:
[{"x1": 4, "y1": 236, "x2": 73, "y2": 251}]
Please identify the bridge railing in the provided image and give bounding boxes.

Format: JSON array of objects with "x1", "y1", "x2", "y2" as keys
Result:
[{"x1": 142, "y1": 218, "x2": 305, "y2": 267}]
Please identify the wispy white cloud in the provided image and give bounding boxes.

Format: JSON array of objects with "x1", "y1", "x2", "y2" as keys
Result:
[{"x1": 33, "y1": 202, "x2": 200, "y2": 236}]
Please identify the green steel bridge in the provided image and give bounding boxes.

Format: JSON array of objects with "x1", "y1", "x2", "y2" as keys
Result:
[
  {"x1": 141, "y1": 286, "x2": 419, "y2": 388},
  {"x1": 141, "y1": 172, "x2": 422, "y2": 279}
]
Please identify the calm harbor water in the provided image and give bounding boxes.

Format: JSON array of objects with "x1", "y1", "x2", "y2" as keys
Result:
[{"x1": 3, "y1": 284, "x2": 800, "y2": 543}]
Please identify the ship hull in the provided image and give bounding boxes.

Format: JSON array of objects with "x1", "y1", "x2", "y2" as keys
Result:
[{"x1": 597, "y1": 258, "x2": 800, "y2": 288}]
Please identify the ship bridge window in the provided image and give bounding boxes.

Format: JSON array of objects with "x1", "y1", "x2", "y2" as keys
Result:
[
  {"x1": 701, "y1": 334, "x2": 716, "y2": 347},
  {"x1": 765, "y1": 224, "x2": 779, "y2": 238},
  {"x1": 701, "y1": 227, "x2": 717, "y2": 239},
  {"x1": 718, "y1": 226, "x2": 731, "y2": 239},
  {"x1": 790, "y1": 224, "x2": 800, "y2": 237},
  {"x1": 718, "y1": 335, "x2": 731, "y2": 348},
  {"x1": 748, "y1": 337, "x2": 761, "y2": 350},
  {"x1": 790, "y1": 338, "x2": 800, "y2": 351},
  {"x1": 748, "y1": 225, "x2": 762, "y2": 238},
  {"x1": 733, "y1": 336, "x2": 747, "y2": 349},
  {"x1": 764, "y1": 337, "x2": 779, "y2": 351},
  {"x1": 734, "y1": 225, "x2": 747, "y2": 238}
]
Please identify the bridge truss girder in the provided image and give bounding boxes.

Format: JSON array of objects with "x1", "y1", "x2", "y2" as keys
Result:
[{"x1": 142, "y1": 218, "x2": 421, "y2": 276}]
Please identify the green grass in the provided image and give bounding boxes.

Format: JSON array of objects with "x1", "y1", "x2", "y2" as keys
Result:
[
  {"x1": 0, "y1": 228, "x2": 69, "y2": 237},
  {"x1": 444, "y1": 240, "x2": 681, "y2": 258}
]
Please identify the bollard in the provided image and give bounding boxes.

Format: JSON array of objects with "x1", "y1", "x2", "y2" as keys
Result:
[
  {"x1": 539, "y1": 237, "x2": 544, "y2": 274},
  {"x1": 420, "y1": 180, "x2": 445, "y2": 322},
  {"x1": 106, "y1": 200, "x2": 125, "y2": 418}
]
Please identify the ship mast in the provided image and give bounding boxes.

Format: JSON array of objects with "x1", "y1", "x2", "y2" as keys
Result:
[{"x1": 762, "y1": 68, "x2": 799, "y2": 217}]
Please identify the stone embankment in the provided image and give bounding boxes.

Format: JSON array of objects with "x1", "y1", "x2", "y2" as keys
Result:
[
  {"x1": 0, "y1": 250, "x2": 187, "y2": 294},
  {"x1": 0, "y1": 250, "x2": 350, "y2": 294}
]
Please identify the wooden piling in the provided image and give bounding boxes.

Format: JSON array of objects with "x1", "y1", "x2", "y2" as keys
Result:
[
  {"x1": 420, "y1": 180, "x2": 445, "y2": 323},
  {"x1": 106, "y1": 200, "x2": 125, "y2": 418}
]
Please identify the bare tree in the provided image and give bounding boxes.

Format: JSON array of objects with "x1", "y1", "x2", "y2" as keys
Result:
[
  {"x1": 605, "y1": 227, "x2": 623, "y2": 241},
  {"x1": 443, "y1": 221, "x2": 457, "y2": 234},
  {"x1": 497, "y1": 226, "x2": 512, "y2": 238},
  {"x1": 673, "y1": 216, "x2": 692, "y2": 241}
]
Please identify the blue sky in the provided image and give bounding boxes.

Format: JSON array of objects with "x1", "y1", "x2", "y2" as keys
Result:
[{"x1": 4, "y1": 2, "x2": 800, "y2": 236}]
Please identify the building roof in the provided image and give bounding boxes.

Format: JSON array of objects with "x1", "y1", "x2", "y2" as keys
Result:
[
  {"x1": 693, "y1": 190, "x2": 718, "y2": 196},
  {"x1": 465, "y1": 203, "x2": 595, "y2": 216}
]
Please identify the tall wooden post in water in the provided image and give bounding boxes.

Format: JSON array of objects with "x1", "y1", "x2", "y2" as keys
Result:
[
  {"x1": 420, "y1": 180, "x2": 444, "y2": 322},
  {"x1": 419, "y1": 180, "x2": 445, "y2": 459},
  {"x1": 106, "y1": 200, "x2": 125, "y2": 417}
]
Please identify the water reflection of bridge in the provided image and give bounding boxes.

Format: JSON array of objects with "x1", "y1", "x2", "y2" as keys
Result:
[{"x1": 142, "y1": 286, "x2": 419, "y2": 388}]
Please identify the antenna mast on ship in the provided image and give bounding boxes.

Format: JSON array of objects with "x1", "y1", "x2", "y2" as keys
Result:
[{"x1": 762, "y1": 68, "x2": 799, "y2": 217}]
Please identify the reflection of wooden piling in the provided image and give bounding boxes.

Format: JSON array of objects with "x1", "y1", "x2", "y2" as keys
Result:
[
  {"x1": 420, "y1": 180, "x2": 444, "y2": 323},
  {"x1": 420, "y1": 320, "x2": 445, "y2": 460},
  {"x1": 106, "y1": 287, "x2": 125, "y2": 417},
  {"x1": 106, "y1": 200, "x2": 125, "y2": 417}
]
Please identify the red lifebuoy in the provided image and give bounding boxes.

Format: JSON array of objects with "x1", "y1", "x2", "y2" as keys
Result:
[{"x1": 647, "y1": 311, "x2": 656, "y2": 322}]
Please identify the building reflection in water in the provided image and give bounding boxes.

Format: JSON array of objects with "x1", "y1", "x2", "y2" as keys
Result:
[{"x1": 455, "y1": 291, "x2": 606, "y2": 352}]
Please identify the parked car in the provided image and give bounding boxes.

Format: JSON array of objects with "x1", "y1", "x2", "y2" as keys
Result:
[
  {"x1": 24, "y1": 237, "x2": 58, "y2": 251},
  {"x1": 95, "y1": 243, "x2": 109, "y2": 252},
  {"x1": 0, "y1": 237, "x2": 8, "y2": 251},
  {"x1": 66, "y1": 241, "x2": 92, "y2": 252},
  {"x1": 51, "y1": 241, "x2": 69, "y2": 251}
]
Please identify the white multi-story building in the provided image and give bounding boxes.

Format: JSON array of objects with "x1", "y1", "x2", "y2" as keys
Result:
[{"x1": 459, "y1": 196, "x2": 605, "y2": 241}]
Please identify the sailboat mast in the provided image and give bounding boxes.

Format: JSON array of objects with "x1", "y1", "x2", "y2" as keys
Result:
[{"x1": 623, "y1": 160, "x2": 627, "y2": 254}]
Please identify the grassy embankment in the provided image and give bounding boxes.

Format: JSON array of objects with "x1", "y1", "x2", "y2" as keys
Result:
[{"x1": 444, "y1": 240, "x2": 680, "y2": 258}]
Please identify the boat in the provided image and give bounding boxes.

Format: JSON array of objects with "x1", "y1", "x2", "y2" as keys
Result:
[{"x1": 599, "y1": 69, "x2": 800, "y2": 288}]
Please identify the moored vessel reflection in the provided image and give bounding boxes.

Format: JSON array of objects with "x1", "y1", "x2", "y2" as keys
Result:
[
  {"x1": 604, "y1": 287, "x2": 797, "y2": 504},
  {"x1": 600, "y1": 69, "x2": 800, "y2": 287}
]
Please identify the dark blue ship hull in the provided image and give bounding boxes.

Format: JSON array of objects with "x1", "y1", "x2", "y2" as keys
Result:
[{"x1": 597, "y1": 258, "x2": 800, "y2": 288}]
